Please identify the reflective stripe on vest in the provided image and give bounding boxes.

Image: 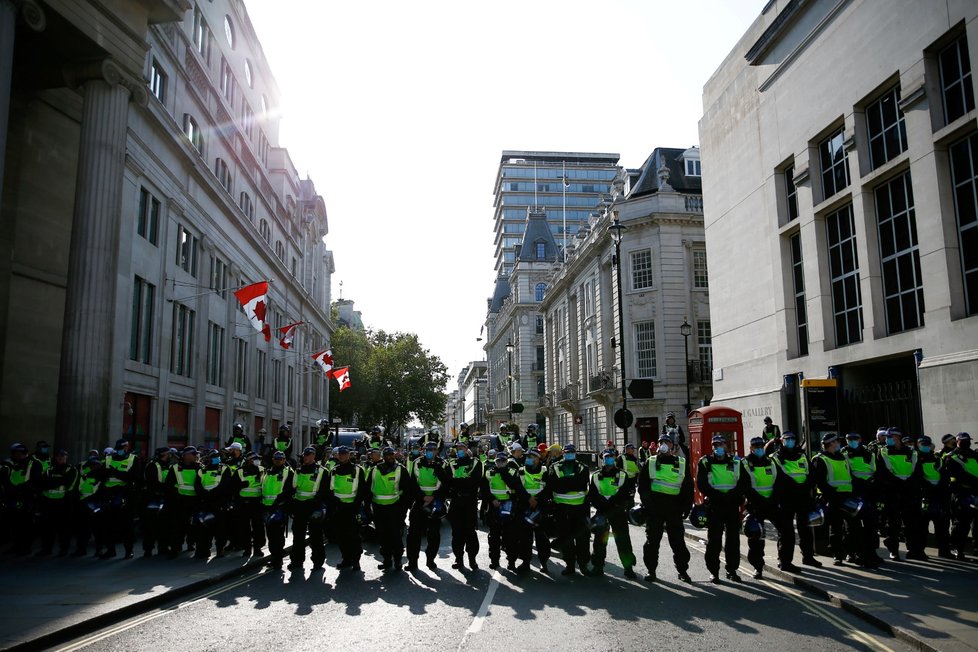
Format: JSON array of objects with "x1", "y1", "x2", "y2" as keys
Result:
[
  {"x1": 104, "y1": 455, "x2": 135, "y2": 488},
  {"x1": 846, "y1": 452, "x2": 876, "y2": 480},
  {"x1": 707, "y1": 459, "x2": 740, "y2": 492},
  {"x1": 553, "y1": 490, "x2": 587, "y2": 505},
  {"x1": 198, "y1": 468, "x2": 224, "y2": 491},
  {"x1": 775, "y1": 455, "x2": 809, "y2": 483},
  {"x1": 237, "y1": 469, "x2": 262, "y2": 498},
  {"x1": 370, "y1": 466, "x2": 402, "y2": 505},
  {"x1": 8, "y1": 465, "x2": 31, "y2": 486},
  {"x1": 817, "y1": 455, "x2": 853, "y2": 493},
  {"x1": 880, "y1": 449, "x2": 917, "y2": 481},
  {"x1": 521, "y1": 469, "x2": 547, "y2": 495},
  {"x1": 293, "y1": 468, "x2": 324, "y2": 501},
  {"x1": 330, "y1": 470, "x2": 359, "y2": 502},
  {"x1": 274, "y1": 439, "x2": 290, "y2": 452},
  {"x1": 948, "y1": 453, "x2": 978, "y2": 480},
  {"x1": 920, "y1": 460, "x2": 940, "y2": 486},
  {"x1": 415, "y1": 464, "x2": 442, "y2": 495},
  {"x1": 487, "y1": 469, "x2": 513, "y2": 500},
  {"x1": 262, "y1": 469, "x2": 291, "y2": 506},
  {"x1": 592, "y1": 470, "x2": 626, "y2": 497},
  {"x1": 176, "y1": 468, "x2": 197, "y2": 496},
  {"x1": 746, "y1": 460, "x2": 776, "y2": 498},
  {"x1": 78, "y1": 470, "x2": 99, "y2": 500},
  {"x1": 41, "y1": 467, "x2": 75, "y2": 499},
  {"x1": 622, "y1": 456, "x2": 640, "y2": 479},
  {"x1": 452, "y1": 461, "x2": 475, "y2": 479},
  {"x1": 648, "y1": 455, "x2": 685, "y2": 495}
]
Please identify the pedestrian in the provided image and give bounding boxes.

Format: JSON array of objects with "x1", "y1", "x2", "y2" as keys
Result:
[
  {"x1": 588, "y1": 449, "x2": 636, "y2": 578},
  {"x1": 811, "y1": 433, "x2": 861, "y2": 566},
  {"x1": 548, "y1": 444, "x2": 591, "y2": 577},
  {"x1": 942, "y1": 432, "x2": 977, "y2": 560},
  {"x1": 638, "y1": 432, "x2": 693, "y2": 583},
  {"x1": 289, "y1": 447, "x2": 329, "y2": 570},
  {"x1": 261, "y1": 451, "x2": 294, "y2": 568},
  {"x1": 843, "y1": 432, "x2": 882, "y2": 567},
  {"x1": 366, "y1": 447, "x2": 409, "y2": 572},
  {"x1": 515, "y1": 448, "x2": 550, "y2": 573},
  {"x1": 230, "y1": 451, "x2": 266, "y2": 558},
  {"x1": 483, "y1": 450, "x2": 522, "y2": 570},
  {"x1": 36, "y1": 448, "x2": 77, "y2": 557},
  {"x1": 406, "y1": 442, "x2": 450, "y2": 571},
  {"x1": 876, "y1": 427, "x2": 922, "y2": 562},
  {"x1": 329, "y1": 445, "x2": 366, "y2": 571},
  {"x1": 739, "y1": 436, "x2": 778, "y2": 578},
  {"x1": 772, "y1": 431, "x2": 820, "y2": 572},
  {"x1": 697, "y1": 434, "x2": 744, "y2": 583}
]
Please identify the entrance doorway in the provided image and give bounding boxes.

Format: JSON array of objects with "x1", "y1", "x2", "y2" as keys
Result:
[{"x1": 839, "y1": 354, "x2": 922, "y2": 437}]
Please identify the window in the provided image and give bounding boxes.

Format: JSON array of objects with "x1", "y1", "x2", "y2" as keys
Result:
[
  {"x1": 261, "y1": 94, "x2": 269, "y2": 116},
  {"x1": 939, "y1": 34, "x2": 975, "y2": 125},
  {"x1": 215, "y1": 158, "x2": 232, "y2": 193},
  {"x1": 192, "y1": 5, "x2": 210, "y2": 62},
  {"x1": 534, "y1": 283, "x2": 546, "y2": 302},
  {"x1": 272, "y1": 359, "x2": 282, "y2": 403},
  {"x1": 209, "y1": 255, "x2": 227, "y2": 298},
  {"x1": 291, "y1": 257, "x2": 297, "y2": 277},
  {"x1": 233, "y1": 338, "x2": 248, "y2": 394},
  {"x1": 631, "y1": 249, "x2": 653, "y2": 290},
  {"x1": 535, "y1": 346, "x2": 545, "y2": 371},
  {"x1": 207, "y1": 322, "x2": 225, "y2": 386},
  {"x1": 184, "y1": 114, "x2": 203, "y2": 154},
  {"x1": 535, "y1": 241, "x2": 546, "y2": 259},
  {"x1": 685, "y1": 159, "x2": 702, "y2": 176},
  {"x1": 275, "y1": 241, "x2": 285, "y2": 262},
  {"x1": 149, "y1": 59, "x2": 166, "y2": 103},
  {"x1": 239, "y1": 192, "x2": 254, "y2": 221},
  {"x1": 287, "y1": 365, "x2": 295, "y2": 407},
  {"x1": 259, "y1": 219, "x2": 270, "y2": 243},
  {"x1": 693, "y1": 249, "x2": 709, "y2": 289},
  {"x1": 220, "y1": 58, "x2": 235, "y2": 107},
  {"x1": 784, "y1": 165, "x2": 799, "y2": 222},
  {"x1": 819, "y1": 127, "x2": 850, "y2": 200},
  {"x1": 826, "y1": 204, "x2": 863, "y2": 346},
  {"x1": 224, "y1": 15, "x2": 235, "y2": 49},
  {"x1": 170, "y1": 303, "x2": 195, "y2": 377},
  {"x1": 535, "y1": 315, "x2": 544, "y2": 334},
  {"x1": 789, "y1": 233, "x2": 809, "y2": 356},
  {"x1": 949, "y1": 132, "x2": 978, "y2": 316},
  {"x1": 875, "y1": 171, "x2": 924, "y2": 333},
  {"x1": 258, "y1": 131, "x2": 269, "y2": 166},
  {"x1": 583, "y1": 280, "x2": 594, "y2": 317},
  {"x1": 697, "y1": 320, "x2": 712, "y2": 370},
  {"x1": 242, "y1": 103, "x2": 254, "y2": 140},
  {"x1": 256, "y1": 350, "x2": 267, "y2": 399},
  {"x1": 634, "y1": 321, "x2": 657, "y2": 378},
  {"x1": 176, "y1": 225, "x2": 199, "y2": 277},
  {"x1": 129, "y1": 276, "x2": 155, "y2": 364},
  {"x1": 866, "y1": 86, "x2": 907, "y2": 170},
  {"x1": 136, "y1": 187, "x2": 160, "y2": 245},
  {"x1": 244, "y1": 59, "x2": 254, "y2": 88}
]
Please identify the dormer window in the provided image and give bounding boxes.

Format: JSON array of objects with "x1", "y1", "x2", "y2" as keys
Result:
[
  {"x1": 535, "y1": 241, "x2": 546, "y2": 259},
  {"x1": 682, "y1": 147, "x2": 701, "y2": 177}
]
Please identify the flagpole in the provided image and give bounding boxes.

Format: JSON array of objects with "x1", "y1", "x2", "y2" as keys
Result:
[{"x1": 168, "y1": 279, "x2": 274, "y2": 303}]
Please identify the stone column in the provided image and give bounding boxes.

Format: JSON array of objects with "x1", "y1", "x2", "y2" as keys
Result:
[
  {"x1": 56, "y1": 59, "x2": 142, "y2": 458},
  {"x1": 0, "y1": 0, "x2": 16, "y2": 215}
]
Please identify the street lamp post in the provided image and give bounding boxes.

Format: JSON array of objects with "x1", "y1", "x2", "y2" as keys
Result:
[
  {"x1": 505, "y1": 340, "x2": 515, "y2": 424},
  {"x1": 680, "y1": 316, "x2": 692, "y2": 415},
  {"x1": 609, "y1": 215, "x2": 629, "y2": 443}
]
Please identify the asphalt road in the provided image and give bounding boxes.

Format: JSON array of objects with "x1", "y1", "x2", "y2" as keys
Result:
[{"x1": 55, "y1": 525, "x2": 910, "y2": 652}]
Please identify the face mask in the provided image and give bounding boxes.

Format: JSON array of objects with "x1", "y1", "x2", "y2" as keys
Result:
[
  {"x1": 39, "y1": 447, "x2": 50, "y2": 455},
  {"x1": 603, "y1": 457, "x2": 616, "y2": 467},
  {"x1": 961, "y1": 441, "x2": 972, "y2": 450},
  {"x1": 752, "y1": 448, "x2": 764, "y2": 457},
  {"x1": 714, "y1": 447, "x2": 726, "y2": 457},
  {"x1": 525, "y1": 459, "x2": 535, "y2": 468},
  {"x1": 885, "y1": 437, "x2": 895, "y2": 446},
  {"x1": 658, "y1": 444, "x2": 670, "y2": 455},
  {"x1": 456, "y1": 450, "x2": 467, "y2": 459},
  {"x1": 211, "y1": 457, "x2": 221, "y2": 465},
  {"x1": 425, "y1": 451, "x2": 434, "y2": 460},
  {"x1": 919, "y1": 445, "x2": 931, "y2": 454},
  {"x1": 563, "y1": 453, "x2": 576, "y2": 462},
  {"x1": 848, "y1": 440, "x2": 860, "y2": 450},
  {"x1": 784, "y1": 439, "x2": 796, "y2": 449}
]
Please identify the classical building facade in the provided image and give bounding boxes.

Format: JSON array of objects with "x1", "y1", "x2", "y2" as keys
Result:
[
  {"x1": 0, "y1": 0, "x2": 335, "y2": 459},
  {"x1": 540, "y1": 148, "x2": 711, "y2": 449},
  {"x1": 700, "y1": 0, "x2": 978, "y2": 446}
]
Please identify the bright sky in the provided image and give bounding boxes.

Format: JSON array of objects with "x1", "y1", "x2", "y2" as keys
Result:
[{"x1": 245, "y1": 0, "x2": 766, "y2": 385}]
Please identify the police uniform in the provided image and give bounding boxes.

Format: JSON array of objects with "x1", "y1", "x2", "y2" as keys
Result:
[
  {"x1": 163, "y1": 449, "x2": 201, "y2": 558},
  {"x1": 329, "y1": 447, "x2": 366, "y2": 570},
  {"x1": 194, "y1": 450, "x2": 232, "y2": 559},
  {"x1": 916, "y1": 436, "x2": 951, "y2": 559},
  {"x1": 811, "y1": 434, "x2": 861, "y2": 565},
  {"x1": 772, "y1": 433, "x2": 819, "y2": 570},
  {"x1": 289, "y1": 448, "x2": 330, "y2": 570},
  {"x1": 588, "y1": 451, "x2": 636, "y2": 577},
  {"x1": 366, "y1": 449, "x2": 410, "y2": 571},
  {"x1": 515, "y1": 451, "x2": 550, "y2": 572},
  {"x1": 225, "y1": 423, "x2": 252, "y2": 454},
  {"x1": 697, "y1": 436, "x2": 745, "y2": 582},
  {"x1": 844, "y1": 433, "x2": 882, "y2": 567},
  {"x1": 101, "y1": 442, "x2": 141, "y2": 559},
  {"x1": 406, "y1": 444, "x2": 451, "y2": 570},
  {"x1": 638, "y1": 433, "x2": 693, "y2": 582},
  {"x1": 739, "y1": 437, "x2": 778, "y2": 578},
  {"x1": 261, "y1": 454, "x2": 295, "y2": 566},
  {"x1": 942, "y1": 433, "x2": 978, "y2": 560},
  {"x1": 72, "y1": 457, "x2": 104, "y2": 556},
  {"x1": 447, "y1": 444, "x2": 483, "y2": 570},
  {"x1": 876, "y1": 429, "x2": 922, "y2": 561},
  {"x1": 230, "y1": 453, "x2": 266, "y2": 557},
  {"x1": 37, "y1": 451, "x2": 78, "y2": 556},
  {"x1": 141, "y1": 449, "x2": 171, "y2": 557},
  {"x1": 482, "y1": 452, "x2": 523, "y2": 570},
  {"x1": 547, "y1": 445, "x2": 591, "y2": 576}
]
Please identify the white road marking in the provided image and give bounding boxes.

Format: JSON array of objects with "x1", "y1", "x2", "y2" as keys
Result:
[{"x1": 457, "y1": 570, "x2": 502, "y2": 651}]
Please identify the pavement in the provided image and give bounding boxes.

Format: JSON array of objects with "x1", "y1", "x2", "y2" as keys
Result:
[{"x1": 0, "y1": 522, "x2": 975, "y2": 652}]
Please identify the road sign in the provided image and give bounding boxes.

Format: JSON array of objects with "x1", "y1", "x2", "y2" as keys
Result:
[
  {"x1": 627, "y1": 379, "x2": 655, "y2": 399},
  {"x1": 614, "y1": 408, "x2": 634, "y2": 429},
  {"x1": 511, "y1": 403, "x2": 525, "y2": 414}
]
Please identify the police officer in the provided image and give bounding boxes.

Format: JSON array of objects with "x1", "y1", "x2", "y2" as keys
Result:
[
  {"x1": 877, "y1": 427, "x2": 921, "y2": 561},
  {"x1": 456, "y1": 422, "x2": 472, "y2": 446},
  {"x1": 508, "y1": 443, "x2": 526, "y2": 470},
  {"x1": 101, "y1": 440, "x2": 140, "y2": 559},
  {"x1": 37, "y1": 448, "x2": 77, "y2": 557},
  {"x1": 916, "y1": 435, "x2": 951, "y2": 559},
  {"x1": 523, "y1": 424, "x2": 543, "y2": 451},
  {"x1": 942, "y1": 432, "x2": 977, "y2": 560},
  {"x1": 329, "y1": 445, "x2": 366, "y2": 570},
  {"x1": 548, "y1": 444, "x2": 591, "y2": 577},
  {"x1": 406, "y1": 442, "x2": 450, "y2": 570},
  {"x1": 163, "y1": 446, "x2": 200, "y2": 559},
  {"x1": 867, "y1": 427, "x2": 889, "y2": 454},
  {"x1": 589, "y1": 449, "x2": 636, "y2": 578},
  {"x1": 289, "y1": 447, "x2": 329, "y2": 570},
  {"x1": 364, "y1": 426, "x2": 387, "y2": 452},
  {"x1": 939, "y1": 434, "x2": 957, "y2": 459},
  {"x1": 225, "y1": 422, "x2": 251, "y2": 453},
  {"x1": 224, "y1": 443, "x2": 245, "y2": 473},
  {"x1": 261, "y1": 451, "x2": 294, "y2": 567},
  {"x1": 761, "y1": 416, "x2": 781, "y2": 443},
  {"x1": 313, "y1": 419, "x2": 334, "y2": 460},
  {"x1": 515, "y1": 447, "x2": 550, "y2": 574},
  {"x1": 697, "y1": 434, "x2": 744, "y2": 583},
  {"x1": 618, "y1": 443, "x2": 641, "y2": 484},
  {"x1": 739, "y1": 436, "x2": 778, "y2": 579},
  {"x1": 366, "y1": 447, "x2": 409, "y2": 571},
  {"x1": 73, "y1": 454, "x2": 104, "y2": 557},
  {"x1": 231, "y1": 451, "x2": 266, "y2": 558},
  {"x1": 811, "y1": 433, "x2": 860, "y2": 566},
  {"x1": 639, "y1": 432, "x2": 693, "y2": 583},
  {"x1": 405, "y1": 441, "x2": 422, "y2": 476},
  {"x1": 269, "y1": 424, "x2": 294, "y2": 466},
  {"x1": 193, "y1": 448, "x2": 231, "y2": 560},
  {"x1": 420, "y1": 427, "x2": 443, "y2": 453},
  {"x1": 32, "y1": 440, "x2": 52, "y2": 473},
  {"x1": 661, "y1": 412, "x2": 686, "y2": 445},
  {"x1": 483, "y1": 450, "x2": 522, "y2": 570},
  {"x1": 844, "y1": 432, "x2": 882, "y2": 567},
  {"x1": 447, "y1": 442, "x2": 483, "y2": 571},
  {"x1": 772, "y1": 431, "x2": 819, "y2": 572},
  {"x1": 496, "y1": 424, "x2": 513, "y2": 451},
  {"x1": 141, "y1": 447, "x2": 171, "y2": 558}
]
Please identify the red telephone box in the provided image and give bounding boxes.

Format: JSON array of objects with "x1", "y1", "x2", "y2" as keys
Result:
[{"x1": 687, "y1": 405, "x2": 744, "y2": 501}]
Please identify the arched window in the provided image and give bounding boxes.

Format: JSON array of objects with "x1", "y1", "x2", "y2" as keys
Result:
[
  {"x1": 259, "y1": 219, "x2": 270, "y2": 243},
  {"x1": 224, "y1": 15, "x2": 235, "y2": 49},
  {"x1": 275, "y1": 241, "x2": 285, "y2": 262},
  {"x1": 535, "y1": 283, "x2": 546, "y2": 302}
]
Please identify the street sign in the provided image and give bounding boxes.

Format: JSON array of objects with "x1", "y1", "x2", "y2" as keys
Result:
[
  {"x1": 627, "y1": 379, "x2": 655, "y2": 399},
  {"x1": 614, "y1": 408, "x2": 634, "y2": 429},
  {"x1": 511, "y1": 403, "x2": 525, "y2": 414}
]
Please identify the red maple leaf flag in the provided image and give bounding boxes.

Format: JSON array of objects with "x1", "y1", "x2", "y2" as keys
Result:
[
  {"x1": 312, "y1": 349, "x2": 334, "y2": 376},
  {"x1": 279, "y1": 321, "x2": 304, "y2": 349},
  {"x1": 233, "y1": 281, "x2": 271, "y2": 342},
  {"x1": 332, "y1": 366, "x2": 351, "y2": 392}
]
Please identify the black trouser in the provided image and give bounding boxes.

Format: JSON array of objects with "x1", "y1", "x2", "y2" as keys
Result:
[
  {"x1": 38, "y1": 499, "x2": 72, "y2": 554},
  {"x1": 448, "y1": 495, "x2": 480, "y2": 562},
  {"x1": 102, "y1": 491, "x2": 135, "y2": 554},
  {"x1": 74, "y1": 501, "x2": 101, "y2": 553},
  {"x1": 194, "y1": 507, "x2": 227, "y2": 557},
  {"x1": 406, "y1": 503, "x2": 441, "y2": 563},
  {"x1": 847, "y1": 495, "x2": 880, "y2": 562},
  {"x1": 883, "y1": 492, "x2": 921, "y2": 554},
  {"x1": 554, "y1": 503, "x2": 590, "y2": 570},
  {"x1": 332, "y1": 503, "x2": 362, "y2": 564},
  {"x1": 165, "y1": 497, "x2": 197, "y2": 554},
  {"x1": 290, "y1": 505, "x2": 325, "y2": 566},
  {"x1": 231, "y1": 500, "x2": 266, "y2": 551},
  {"x1": 591, "y1": 507, "x2": 635, "y2": 569},
  {"x1": 824, "y1": 497, "x2": 861, "y2": 561},
  {"x1": 642, "y1": 506, "x2": 690, "y2": 573},
  {"x1": 264, "y1": 507, "x2": 288, "y2": 561},
  {"x1": 919, "y1": 502, "x2": 951, "y2": 554},
  {"x1": 776, "y1": 500, "x2": 816, "y2": 563},
  {"x1": 3, "y1": 498, "x2": 34, "y2": 554},
  {"x1": 486, "y1": 504, "x2": 516, "y2": 564},
  {"x1": 142, "y1": 500, "x2": 166, "y2": 554},
  {"x1": 373, "y1": 502, "x2": 405, "y2": 563},
  {"x1": 705, "y1": 502, "x2": 740, "y2": 575},
  {"x1": 745, "y1": 501, "x2": 776, "y2": 572},
  {"x1": 515, "y1": 506, "x2": 550, "y2": 564},
  {"x1": 950, "y1": 493, "x2": 977, "y2": 553}
]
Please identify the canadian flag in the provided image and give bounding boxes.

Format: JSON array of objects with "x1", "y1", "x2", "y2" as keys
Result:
[
  {"x1": 279, "y1": 321, "x2": 304, "y2": 349},
  {"x1": 312, "y1": 349, "x2": 333, "y2": 375},
  {"x1": 332, "y1": 366, "x2": 351, "y2": 392},
  {"x1": 233, "y1": 281, "x2": 271, "y2": 342}
]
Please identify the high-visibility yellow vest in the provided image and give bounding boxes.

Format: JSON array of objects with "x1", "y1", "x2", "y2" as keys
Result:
[
  {"x1": 745, "y1": 459, "x2": 776, "y2": 498},
  {"x1": 370, "y1": 466, "x2": 402, "y2": 505},
  {"x1": 880, "y1": 448, "x2": 917, "y2": 480},
  {"x1": 198, "y1": 467, "x2": 224, "y2": 491},
  {"x1": 920, "y1": 459, "x2": 940, "y2": 486},
  {"x1": 293, "y1": 468, "x2": 324, "y2": 501},
  {"x1": 451, "y1": 460, "x2": 476, "y2": 479},
  {"x1": 552, "y1": 462, "x2": 587, "y2": 505},
  {"x1": 816, "y1": 455, "x2": 853, "y2": 493},
  {"x1": 104, "y1": 455, "x2": 135, "y2": 488},
  {"x1": 8, "y1": 464, "x2": 31, "y2": 486},
  {"x1": 41, "y1": 467, "x2": 75, "y2": 500},
  {"x1": 621, "y1": 456, "x2": 640, "y2": 479},
  {"x1": 774, "y1": 455, "x2": 809, "y2": 483},
  {"x1": 592, "y1": 470, "x2": 626, "y2": 497},
  {"x1": 846, "y1": 451, "x2": 876, "y2": 480},
  {"x1": 274, "y1": 438, "x2": 290, "y2": 452},
  {"x1": 521, "y1": 468, "x2": 547, "y2": 495},
  {"x1": 261, "y1": 468, "x2": 292, "y2": 507},
  {"x1": 237, "y1": 469, "x2": 262, "y2": 498},
  {"x1": 706, "y1": 458, "x2": 740, "y2": 493},
  {"x1": 175, "y1": 467, "x2": 198, "y2": 497},
  {"x1": 330, "y1": 470, "x2": 359, "y2": 503},
  {"x1": 78, "y1": 468, "x2": 100, "y2": 500},
  {"x1": 414, "y1": 463, "x2": 442, "y2": 496},
  {"x1": 947, "y1": 453, "x2": 978, "y2": 480},
  {"x1": 487, "y1": 469, "x2": 513, "y2": 500},
  {"x1": 648, "y1": 455, "x2": 685, "y2": 495}
]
